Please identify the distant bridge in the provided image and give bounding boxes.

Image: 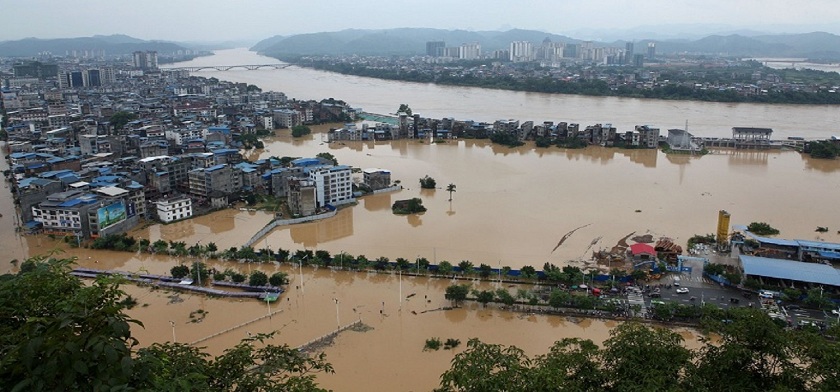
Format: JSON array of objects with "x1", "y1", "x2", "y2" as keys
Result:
[{"x1": 163, "y1": 64, "x2": 293, "y2": 72}]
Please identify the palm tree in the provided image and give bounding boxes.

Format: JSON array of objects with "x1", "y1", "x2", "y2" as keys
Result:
[{"x1": 446, "y1": 183, "x2": 456, "y2": 201}]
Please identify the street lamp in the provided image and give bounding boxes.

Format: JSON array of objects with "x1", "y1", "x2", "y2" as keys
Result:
[
  {"x1": 333, "y1": 298, "x2": 340, "y2": 328},
  {"x1": 169, "y1": 320, "x2": 176, "y2": 343}
]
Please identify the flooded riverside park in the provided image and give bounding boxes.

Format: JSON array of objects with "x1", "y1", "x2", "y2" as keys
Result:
[{"x1": 3, "y1": 128, "x2": 840, "y2": 389}]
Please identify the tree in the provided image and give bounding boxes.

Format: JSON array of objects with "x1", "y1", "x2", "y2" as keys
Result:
[
  {"x1": 446, "y1": 183, "x2": 456, "y2": 201},
  {"x1": 269, "y1": 272, "x2": 289, "y2": 286},
  {"x1": 473, "y1": 289, "x2": 495, "y2": 307},
  {"x1": 395, "y1": 257, "x2": 410, "y2": 271},
  {"x1": 478, "y1": 263, "x2": 492, "y2": 279},
  {"x1": 495, "y1": 289, "x2": 516, "y2": 306},
  {"x1": 458, "y1": 260, "x2": 474, "y2": 276},
  {"x1": 437, "y1": 260, "x2": 454, "y2": 276},
  {"x1": 171, "y1": 265, "x2": 190, "y2": 279},
  {"x1": 231, "y1": 272, "x2": 246, "y2": 283},
  {"x1": 747, "y1": 221, "x2": 780, "y2": 236},
  {"x1": 531, "y1": 338, "x2": 604, "y2": 391},
  {"x1": 520, "y1": 265, "x2": 537, "y2": 280},
  {"x1": 291, "y1": 125, "x2": 312, "y2": 137},
  {"x1": 438, "y1": 339, "x2": 531, "y2": 392},
  {"x1": 601, "y1": 323, "x2": 691, "y2": 391},
  {"x1": 445, "y1": 284, "x2": 470, "y2": 306},
  {"x1": 316, "y1": 152, "x2": 338, "y2": 165},
  {"x1": 249, "y1": 270, "x2": 269, "y2": 287},
  {"x1": 191, "y1": 262, "x2": 209, "y2": 286},
  {"x1": 419, "y1": 175, "x2": 437, "y2": 189},
  {"x1": 0, "y1": 256, "x2": 141, "y2": 391},
  {"x1": 397, "y1": 103, "x2": 412, "y2": 116},
  {"x1": 109, "y1": 111, "x2": 137, "y2": 131}
]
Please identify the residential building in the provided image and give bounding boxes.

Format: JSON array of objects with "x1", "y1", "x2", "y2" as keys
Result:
[
  {"x1": 308, "y1": 165, "x2": 354, "y2": 207},
  {"x1": 288, "y1": 178, "x2": 317, "y2": 217},
  {"x1": 153, "y1": 197, "x2": 193, "y2": 223},
  {"x1": 363, "y1": 168, "x2": 391, "y2": 191},
  {"x1": 188, "y1": 164, "x2": 237, "y2": 199},
  {"x1": 426, "y1": 41, "x2": 445, "y2": 57}
]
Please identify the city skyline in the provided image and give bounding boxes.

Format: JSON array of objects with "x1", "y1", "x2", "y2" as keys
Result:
[{"x1": 3, "y1": 0, "x2": 840, "y2": 43}]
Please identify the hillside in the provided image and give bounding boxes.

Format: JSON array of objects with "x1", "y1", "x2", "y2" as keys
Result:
[
  {"x1": 0, "y1": 35, "x2": 188, "y2": 57},
  {"x1": 252, "y1": 28, "x2": 840, "y2": 59}
]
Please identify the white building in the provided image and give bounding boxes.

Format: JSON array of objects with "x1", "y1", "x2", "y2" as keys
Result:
[
  {"x1": 153, "y1": 197, "x2": 193, "y2": 223},
  {"x1": 510, "y1": 41, "x2": 534, "y2": 63},
  {"x1": 308, "y1": 165, "x2": 354, "y2": 207},
  {"x1": 459, "y1": 43, "x2": 481, "y2": 60}
]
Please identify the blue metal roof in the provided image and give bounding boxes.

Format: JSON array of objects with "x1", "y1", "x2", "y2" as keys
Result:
[
  {"x1": 796, "y1": 240, "x2": 840, "y2": 252},
  {"x1": 740, "y1": 255, "x2": 840, "y2": 287},
  {"x1": 818, "y1": 251, "x2": 840, "y2": 261},
  {"x1": 206, "y1": 164, "x2": 226, "y2": 172}
]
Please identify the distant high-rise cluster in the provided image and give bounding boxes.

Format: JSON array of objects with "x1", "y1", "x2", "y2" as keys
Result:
[
  {"x1": 58, "y1": 68, "x2": 115, "y2": 88},
  {"x1": 426, "y1": 41, "x2": 445, "y2": 57},
  {"x1": 133, "y1": 51, "x2": 158, "y2": 70},
  {"x1": 423, "y1": 37, "x2": 650, "y2": 65}
]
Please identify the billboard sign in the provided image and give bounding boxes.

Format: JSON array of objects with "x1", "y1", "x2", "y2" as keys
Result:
[{"x1": 97, "y1": 201, "x2": 127, "y2": 230}]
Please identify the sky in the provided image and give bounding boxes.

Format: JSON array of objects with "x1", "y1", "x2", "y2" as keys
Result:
[{"x1": 3, "y1": 0, "x2": 840, "y2": 43}]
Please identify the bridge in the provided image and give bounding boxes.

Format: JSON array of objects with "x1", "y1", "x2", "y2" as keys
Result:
[{"x1": 163, "y1": 64, "x2": 293, "y2": 72}]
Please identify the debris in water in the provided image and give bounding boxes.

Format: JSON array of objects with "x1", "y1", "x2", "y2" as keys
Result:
[{"x1": 551, "y1": 224, "x2": 591, "y2": 253}]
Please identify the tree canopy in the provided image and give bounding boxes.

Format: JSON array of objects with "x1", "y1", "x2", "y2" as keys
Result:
[{"x1": 436, "y1": 307, "x2": 840, "y2": 392}]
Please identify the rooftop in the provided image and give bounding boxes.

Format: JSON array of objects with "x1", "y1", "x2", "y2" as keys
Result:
[{"x1": 740, "y1": 255, "x2": 840, "y2": 287}]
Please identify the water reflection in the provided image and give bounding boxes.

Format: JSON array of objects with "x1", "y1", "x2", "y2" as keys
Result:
[{"x1": 362, "y1": 192, "x2": 392, "y2": 211}]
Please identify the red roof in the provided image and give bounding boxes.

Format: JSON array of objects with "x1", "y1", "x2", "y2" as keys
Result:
[{"x1": 630, "y1": 243, "x2": 656, "y2": 256}]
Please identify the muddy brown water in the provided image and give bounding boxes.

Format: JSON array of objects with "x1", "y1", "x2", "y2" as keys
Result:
[{"x1": 3, "y1": 49, "x2": 840, "y2": 390}]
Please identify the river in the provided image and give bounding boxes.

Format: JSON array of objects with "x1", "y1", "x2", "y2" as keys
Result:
[
  {"x1": 2, "y1": 48, "x2": 839, "y2": 391},
  {"x1": 163, "y1": 48, "x2": 840, "y2": 139}
]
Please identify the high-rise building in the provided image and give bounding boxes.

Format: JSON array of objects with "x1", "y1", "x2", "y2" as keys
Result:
[
  {"x1": 426, "y1": 41, "x2": 445, "y2": 57},
  {"x1": 624, "y1": 42, "x2": 634, "y2": 64},
  {"x1": 647, "y1": 42, "x2": 656, "y2": 60},
  {"x1": 86, "y1": 69, "x2": 101, "y2": 87},
  {"x1": 459, "y1": 43, "x2": 481, "y2": 60},
  {"x1": 133, "y1": 51, "x2": 159, "y2": 70},
  {"x1": 509, "y1": 41, "x2": 534, "y2": 63}
]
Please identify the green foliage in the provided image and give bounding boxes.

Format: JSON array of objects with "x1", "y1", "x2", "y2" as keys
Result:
[
  {"x1": 446, "y1": 183, "x2": 456, "y2": 201},
  {"x1": 391, "y1": 198, "x2": 427, "y2": 214},
  {"x1": 291, "y1": 125, "x2": 312, "y2": 137},
  {"x1": 249, "y1": 270, "x2": 269, "y2": 287},
  {"x1": 489, "y1": 131, "x2": 524, "y2": 147},
  {"x1": 190, "y1": 262, "x2": 209, "y2": 286},
  {"x1": 473, "y1": 290, "x2": 495, "y2": 307},
  {"x1": 438, "y1": 338, "x2": 532, "y2": 392},
  {"x1": 437, "y1": 261, "x2": 454, "y2": 276},
  {"x1": 807, "y1": 140, "x2": 840, "y2": 159},
  {"x1": 0, "y1": 256, "x2": 141, "y2": 391},
  {"x1": 419, "y1": 175, "x2": 437, "y2": 189},
  {"x1": 316, "y1": 152, "x2": 338, "y2": 165},
  {"x1": 424, "y1": 337, "x2": 442, "y2": 351},
  {"x1": 457, "y1": 260, "x2": 474, "y2": 275},
  {"x1": 109, "y1": 111, "x2": 137, "y2": 131},
  {"x1": 445, "y1": 284, "x2": 470, "y2": 306},
  {"x1": 397, "y1": 103, "x2": 413, "y2": 116},
  {"x1": 171, "y1": 265, "x2": 190, "y2": 279},
  {"x1": 495, "y1": 289, "x2": 515, "y2": 306},
  {"x1": 269, "y1": 272, "x2": 289, "y2": 286},
  {"x1": 520, "y1": 265, "x2": 537, "y2": 280},
  {"x1": 747, "y1": 221, "x2": 780, "y2": 236},
  {"x1": 688, "y1": 233, "x2": 717, "y2": 249},
  {"x1": 230, "y1": 272, "x2": 246, "y2": 283},
  {"x1": 444, "y1": 338, "x2": 461, "y2": 350}
]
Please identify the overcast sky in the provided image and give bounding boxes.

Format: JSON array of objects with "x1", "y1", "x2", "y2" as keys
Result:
[{"x1": 4, "y1": 0, "x2": 840, "y2": 42}]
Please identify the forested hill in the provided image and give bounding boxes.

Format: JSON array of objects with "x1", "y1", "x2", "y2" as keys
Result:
[
  {"x1": 0, "y1": 34, "x2": 187, "y2": 57},
  {"x1": 254, "y1": 28, "x2": 840, "y2": 59}
]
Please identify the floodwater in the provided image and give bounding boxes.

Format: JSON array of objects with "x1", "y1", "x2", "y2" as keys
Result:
[
  {"x1": 162, "y1": 48, "x2": 840, "y2": 139},
  {"x1": 2, "y1": 235, "x2": 709, "y2": 391},
  {"x1": 2, "y1": 48, "x2": 839, "y2": 390}
]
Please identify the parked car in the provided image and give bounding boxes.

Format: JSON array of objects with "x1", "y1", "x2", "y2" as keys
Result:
[{"x1": 676, "y1": 287, "x2": 690, "y2": 294}]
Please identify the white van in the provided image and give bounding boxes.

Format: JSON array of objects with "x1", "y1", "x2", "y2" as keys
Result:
[{"x1": 673, "y1": 276, "x2": 681, "y2": 286}]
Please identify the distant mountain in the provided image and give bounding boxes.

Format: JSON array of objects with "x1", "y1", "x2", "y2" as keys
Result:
[
  {"x1": 252, "y1": 28, "x2": 589, "y2": 56},
  {"x1": 0, "y1": 35, "x2": 187, "y2": 57},
  {"x1": 252, "y1": 28, "x2": 840, "y2": 60}
]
